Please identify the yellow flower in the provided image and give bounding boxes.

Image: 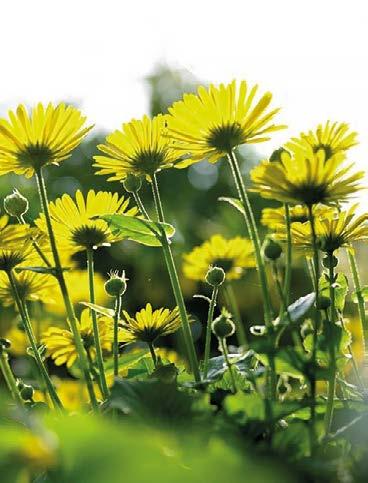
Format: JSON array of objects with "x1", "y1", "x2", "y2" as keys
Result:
[
  {"x1": 0, "y1": 103, "x2": 93, "y2": 178},
  {"x1": 94, "y1": 114, "x2": 181, "y2": 181},
  {"x1": 35, "y1": 379, "x2": 102, "y2": 411},
  {"x1": 0, "y1": 270, "x2": 57, "y2": 306},
  {"x1": 166, "y1": 80, "x2": 285, "y2": 165},
  {"x1": 251, "y1": 149, "x2": 364, "y2": 205},
  {"x1": 121, "y1": 303, "x2": 181, "y2": 344},
  {"x1": 35, "y1": 189, "x2": 138, "y2": 252},
  {"x1": 288, "y1": 205, "x2": 368, "y2": 252},
  {"x1": 0, "y1": 215, "x2": 36, "y2": 271},
  {"x1": 286, "y1": 121, "x2": 358, "y2": 160},
  {"x1": 42, "y1": 309, "x2": 115, "y2": 368},
  {"x1": 261, "y1": 204, "x2": 332, "y2": 230},
  {"x1": 183, "y1": 234, "x2": 255, "y2": 282},
  {"x1": 46, "y1": 269, "x2": 109, "y2": 315},
  {"x1": 4, "y1": 320, "x2": 53, "y2": 356}
]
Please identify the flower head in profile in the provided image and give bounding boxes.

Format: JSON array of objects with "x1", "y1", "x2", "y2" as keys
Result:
[
  {"x1": 94, "y1": 114, "x2": 181, "y2": 182},
  {"x1": 251, "y1": 148, "x2": 364, "y2": 206},
  {"x1": 183, "y1": 234, "x2": 255, "y2": 282},
  {"x1": 0, "y1": 103, "x2": 93, "y2": 178},
  {"x1": 42, "y1": 309, "x2": 115, "y2": 368},
  {"x1": 166, "y1": 80, "x2": 286, "y2": 165},
  {"x1": 35, "y1": 189, "x2": 138, "y2": 252},
  {"x1": 0, "y1": 270, "x2": 57, "y2": 306},
  {"x1": 286, "y1": 121, "x2": 358, "y2": 160},
  {"x1": 288, "y1": 205, "x2": 368, "y2": 253},
  {"x1": 0, "y1": 215, "x2": 36, "y2": 271},
  {"x1": 121, "y1": 303, "x2": 181, "y2": 344},
  {"x1": 261, "y1": 204, "x2": 332, "y2": 231}
]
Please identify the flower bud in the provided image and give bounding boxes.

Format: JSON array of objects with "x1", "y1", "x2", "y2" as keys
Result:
[
  {"x1": 212, "y1": 309, "x2": 235, "y2": 339},
  {"x1": 205, "y1": 266, "x2": 225, "y2": 287},
  {"x1": 322, "y1": 255, "x2": 338, "y2": 269},
  {"x1": 104, "y1": 270, "x2": 128, "y2": 297},
  {"x1": 123, "y1": 174, "x2": 142, "y2": 193},
  {"x1": 4, "y1": 189, "x2": 29, "y2": 217},
  {"x1": 20, "y1": 384, "x2": 34, "y2": 401},
  {"x1": 316, "y1": 295, "x2": 331, "y2": 310},
  {"x1": 0, "y1": 338, "x2": 11, "y2": 350},
  {"x1": 263, "y1": 238, "x2": 282, "y2": 261}
]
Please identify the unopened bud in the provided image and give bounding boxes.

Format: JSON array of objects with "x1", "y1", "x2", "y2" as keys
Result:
[
  {"x1": 263, "y1": 238, "x2": 282, "y2": 261},
  {"x1": 104, "y1": 270, "x2": 128, "y2": 297},
  {"x1": 316, "y1": 296, "x2": 331, "y2": 310},
  {"x1": 123, "y1": 174, "x2": 142, "y2": 193},
  {"x1": 20, "y1": 384, "x2": 34, "y2": 401},
  {"x1": 212, "y1": 308, "x2": 235, "y2": 339},
  {"x1": 205, "y1": 266, "x2": 225, "y2": 287},
  {"x1": 4, "y1": 189, "x2": 29, "y2": 217}
]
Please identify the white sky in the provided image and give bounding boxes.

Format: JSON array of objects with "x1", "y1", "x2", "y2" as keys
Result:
[{"x1": 1, "y1": 0, "x2": 368, "y2": 190}]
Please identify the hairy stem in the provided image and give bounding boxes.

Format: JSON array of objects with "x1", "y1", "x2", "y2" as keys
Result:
[
  {"x1": 220, "y1": 338, "x2": 237, "y2": 394},
  {"x1": 0, "y1": 350, "x2": 23, "y2": 405},
  {"x1": 113, "y1": 295, "x2": 122, "y2": 377},
  {"x1": 203, "y1": 286, "x2": 219, "y2": 378},
  {"x1": 223, "y1": 283, "x2": 247, "y2": 346}
]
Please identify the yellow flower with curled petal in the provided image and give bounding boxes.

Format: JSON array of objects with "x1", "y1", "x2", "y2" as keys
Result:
[
  {"x1": 0, "y1": 103, "x2": 93, "y2": 177},
  {"x1": 286, "y1": 121, "x2": 358, "y2": 160},
  {"x1": 0, "y1": 270, "x2": 57, "y2": 306},
  {"x1": 166, "y1": 80, "x2": 286, "y2": 165},
  {"x1": 121, "y1": 303, "x2": 181, "y2": 344},
  {"x1": 261, "y1": 204, "x2": 333, "y2": 231},
  {"x1": 287, "y1": 205, "x2": 368, "y2": 253},
  {"x1": 94, "y1": 114, "x2": 181, "y2": 181},
  {"x1": 251, "y1": 148, "x2": 364, "y2": 206},
  {"x1": 42, "y1": 309, "x2": 117, "y2": 368},
  {"x1": 183, "y1": 234, "x2": 255, "y2": 282},
  {"x1": 35, "y1": 189, "x2": 138, "y2": 252}
]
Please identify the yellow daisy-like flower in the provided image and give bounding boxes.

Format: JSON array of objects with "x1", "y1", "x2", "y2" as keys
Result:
[
  {"x1": 166, "y1": 80, "x2": 286, "y2": 165},
  {"x1": 0, "y1": 215, "x2": 36, "y2": 271},
  {"x1": 0, "y1": 103, "x2": 93, "y2": 178},
  {"x1": 121, "y1": 303, "x2": 181, "y2": 344},
  {"x1": 251, "y1": 149, "x2": 364, "y2": 206},
  {"x1": 35, "y1": 189, "x2": 138, "y2": 252},
  {"x1": 286, "y1": 121, "x2": 358, "y2": 160},
  {"x1": 4, "y1": 319, "x2": 53, "y2": 356},
  {"x1": 42, "y1": 309, "x2": 116, "y2": 368},
  {"x1": 183, "y1": 234, "x2": 255, "y2": 282},
  {"x1": 261, "y1": 204, "x2": 333, "y2": 230},
  {"x1": 0, "y1": 270, "x2": 57, "y2": 306},
  {"x1": 288, "y1": 205, "x2": 368, "y2": 253},
  {"x1": 94, "y1": 114, "x2": 181, "y2": 181}
]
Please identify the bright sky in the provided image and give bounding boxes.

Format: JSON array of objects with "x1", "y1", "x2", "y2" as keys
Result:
[{"x1": 1, "y1": 0, "x2": 368, "y2": 181}]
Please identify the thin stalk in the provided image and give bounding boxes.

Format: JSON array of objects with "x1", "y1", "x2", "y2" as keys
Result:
[
  {"x1": 34, "y1": 167, "x2": 98, "y2": 410},
  {"x1": 7, "y1": 270, "x2": 63, "y2": 411},
  {"x1": 227, "y1": 150, "x2": 273, "y2": 325},
  {"x1": 281, "y1": 203, "x2": 292, "y2": 310},
  {"x1": 148, "y1": 342, "x2": 157, "y2": 366},
  {"x1": 324, "y1": 252, "x2": 337, "y2": 435},
  {"x1": 220, "y1": 338, "x2": 237, "y2": 393},
  {"x1": 223, "y1": 283, "x2": 247, "y2": 346},
  {"x1": 86, "y1": 248, "x2": 109, "y2": 398},
  {"x1": 151, "y1": 174, "x2": 201, "y2": 382},
  {"x1": 203, "y1": 286, "x2": 219, "y2": 378},
  {"x1": 133, "y1": 192, "x2": 151, "y2": 220},
  {"x1": 347, "y1": 248, "x2": 368, "y2": 373},
  {"x1": 113, "y1": 295, "x2": 122, "y2": 377},
  {"x1": 18, "y1": 214, "x2": 52, "y2": 267},
  {"x1": 0, "y1": 350, "x2": 23, "y2": 405},
  {"x1": 307, "y1": 205, "x2": 320, "y2": 438}
]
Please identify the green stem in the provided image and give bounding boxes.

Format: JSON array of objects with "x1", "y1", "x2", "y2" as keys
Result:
[
  {"x1": 227, "y1": 150, "x2": 273, "y2": 325},
  {"x1": 34, "y1": 167, "x2": 98, "y2": 411},
  {"x1": 0, "y1": 350, "x2": 23, "y2": 405},
  {"x1": 151, "y1": 174, "x2": 201, "y2": 382},
  {"x1": 148, "y1": 342, "x2": 157, "y2": 366},
  {"x1": 133, "y1": 192, "x2": 151, "y2": 220},
  {"x1": 113, "y1": 295, "x2": 122, "y2": 377},
  {"x1": 203, "y1": 286, "x2": 219, "y2": 378},
  {"x1": 18, "y1": 214, "x2": 52, "y2": 267},
  {"x1": 281, "y1": 203, "x2": 292, "y2": 310},
  {"x1": 7, "y1": 270, "x2": 63, "y2": 411},
  {"x1": 223, "y1": 283, "x2": 247, "y2": 346},
  {"x1": 324, "y1": 252, "x2": 337, "y2": 435},
  {"x1": 86, "y1": 248, "x2": 109, "y2": 398},
  {"x1": 347, "y1": 248, "x2": 368, "y2": 374},
  {"x1": 220, "y1": 338, "x2": 237, "y2": 393},
  {"x1": 307, "y1": 205, "x2": 320, "y2": 438}
]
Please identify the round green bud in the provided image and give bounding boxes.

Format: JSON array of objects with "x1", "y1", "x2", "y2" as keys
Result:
[
  {"x1": 104, "y1": 271, "x2": 128, "y2": 297},
  {"x1": 17, "y1": 380, "x2": 25, "y2": 391},
  {"x1": 123, "y1": 174, "x2": 142, "y2": 193},
  {"x1": 205, "y1": 266, "x2": 226, "y2": 287},
  {"x1": 269, "y1": 147, "x2": 289, "y2": 163},
  {"x1": 4, "y1": 189, "x2": 29, "y2": 217},
  {"x1": 0, "y1": 338, "x2": 11, "y2": 349},
  {"x1": 263, "y1": 238, "x2": 283, "y2": 261},
  {"x1": 212, "y1": 309, "x2": 235, "y2": 339},
  {"x1": 20, "y1": 385, "x2": 34, "y2": 401},
  {"x1": 316, "y1": 296, "x2": 331, "y2": 310},
  {"x1": 322, "y1": 255, "x2": 338, "y2": 268}
]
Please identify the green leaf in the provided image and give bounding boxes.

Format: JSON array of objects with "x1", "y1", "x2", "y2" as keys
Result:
[
  {"x1": 104, "y1": 349, "x2": 149, "y2": 374},
  {"x1": 100, "y1": 214, "x2": 175, "y2": 247},
  {"x1": 320, "y1": 273, "x2": 349, "y2": 311},
  {"x1": 15, "y1": 266, "x2": 71, "y2": 275},
  {"x1": 224, "y1": 392, "x2": 265, "y2": 421},
  {"x1": 277, "y1": 293, "x2": 315, "y2": 325},
  {"x1": 218, "y1": 197, "x2": 245, "y2": 216},
  {"x1": 257, "y1": 348, "x2": 307, "y2": 379},
  {"x1": 80, "y1": 302, "x2": 115, "y2": 318}
]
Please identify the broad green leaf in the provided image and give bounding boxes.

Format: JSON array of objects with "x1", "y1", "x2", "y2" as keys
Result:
[
  {"x1": 224, "y1": 392, "x2": 265, "y2": 420},
  {"x1": 257, "y1": 348, "x2": 307, "y2": 379},
  {"x1": 218, "y1": 197, "x2": 245, "y2": 216},
  {"x1": 320, "y1": 273, "x2": 349, "y2": 311},
  {"x1": 100, "y1": 214, "x2": 175, "y2": 247},
  {"x1": 277, "y1": 293, "x2": 315, "y2": 325},
  {"x1": 80, "y1": 301, "x2": 115, "y2": 318},
  {"x1": 104, "y1": 349, "x2": 149, "y2": 374}
]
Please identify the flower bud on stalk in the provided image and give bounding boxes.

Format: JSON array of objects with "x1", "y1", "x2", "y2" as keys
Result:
[
  {"x1": 212, "y1": 309, "x2": 235, "y2": 339},
  {"x1": 4, "y1": 189, "x2": 29, "y2": 217},
  {"x1": 205, "y1": 266, "x2": 226, "y2": 287},
  {"x1": 123, "y1": 174, "x2": 143, "y2": 193},
  {"x1": 262, "y1": 237, "x2": 283, "y2": 261},
  {"x1": 104, "y1": 271, "x2": 128, "y2": 297}
]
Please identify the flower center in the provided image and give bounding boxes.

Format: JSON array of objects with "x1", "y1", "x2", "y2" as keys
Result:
[
  {"x1": 212, "y1": 257, "x2": 234, "y2": 274},
  {"x1": 17, "y1": 143, "x2": 54, "y2": 168},
  {"x1": 290, "y1": 184, "x2": 328, "y2": 205},
  {"x1": 318, "y1": 235, "x2": 344, "y2": 253},
  {"x1": 132, "y1": 148, "x2": 167, "y2": 176},
  {"x1": 207, "y1": 123, "x2": 245, "y2": 152},
  {"x1": 0, "y1": 250, "x2": 27, "y2": 271},
  {"x1": 71, "y1": 225, "x2": 108, "y2": 249}
]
